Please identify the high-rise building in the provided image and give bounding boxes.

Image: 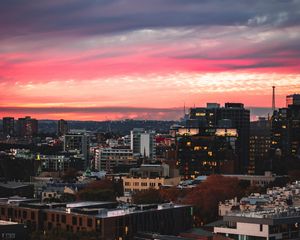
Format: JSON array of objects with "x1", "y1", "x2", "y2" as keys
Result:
[
  {"x1": 271, "y1": 94, "x2": 300, "y2": 160},
  {"x1": 2, "y1": 117, "x2": 14, "y2": 136},
  {"x1": 17, "y1": 116, "x2": 38, "y2": 137},
  {"x1": 94, "y1": 147, "x2": 135, "y2": 173},
  {"x1": 176, "y1": 127, "x2": 238, "y2": 178},
  {"x1": 130, "y1": 128, "x2": 156, "y2": 160},
  {"x1": 249, "y1": 117, "x2": 271, "y2": 174},
  {"x1": 57, "y1": 119, "x2": 69, "y2": 136},
  {"x1": 184, "y1": 103, "x2": 250, "y2": 173},
  {"x1": 286, "y1": 94, "x2": 300, "y2": 107},
  {"x1": 63, "y1": 130, "x2": 90, "y2": 170}
]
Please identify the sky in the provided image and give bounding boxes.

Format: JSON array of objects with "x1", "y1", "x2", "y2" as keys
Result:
[{"x1": 1, "y1": 0, "x2": 300, "y2": 121}]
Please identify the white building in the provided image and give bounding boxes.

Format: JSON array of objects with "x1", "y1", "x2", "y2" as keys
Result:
[
  {"x1": 130, "y1": 128, "x2": 156, "y2": 160},
  {"x1": 214, "y1": 209, "x2": 300, "y2": 240}
]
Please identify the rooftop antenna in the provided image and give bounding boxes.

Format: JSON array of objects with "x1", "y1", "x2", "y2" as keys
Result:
[{"x1": 272, "y1": 86, "x2": 276, "y2": 112}]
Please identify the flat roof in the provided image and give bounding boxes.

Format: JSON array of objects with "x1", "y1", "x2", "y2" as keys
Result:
[
  {"x1": 66, "y1": 201, "x2": 116, "y2": 208},
  {"x1": 0, "y1": 220, "x2": 19, "y2": 225}
]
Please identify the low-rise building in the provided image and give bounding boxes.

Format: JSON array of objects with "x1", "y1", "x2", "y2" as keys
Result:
[
  {"x1": 0, "y1": 200, "x2": 192, "y2": 239},
  {"x1": 123, "y1": 176, "x2": 181, "y2": 193},
  {"x1": 122, "y1": 163, "x2": 181, "y2": 193},
  {"x1": 0, "y1": 220, "x2": 27, "y2": 240},
  {"x1": 214, "y1": 208, "x2": 300, "y2": 240}
]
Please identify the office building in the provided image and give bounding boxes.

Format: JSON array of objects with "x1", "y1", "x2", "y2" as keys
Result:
[
  {"x1": 176, "y1": 127, "x2": 238, "y2": 178},
  {"x1": 123, "y1": 164, "x2": 181, "y2": 192},
  {"x1": 94, "y1": 147, "x2": 136, "y2": 173},
  {"x1": 17, "y1": 116, "x2": 38, "y2": 137},
  {"x1": 63, "y1": 130, "x2": 90, "y2": 170},
  {"x1": 185, "y1": 103, "x2": 250, "y2": 173},
  {"x1": 130, "y1": 128, "x2": 156, "y2": 160},
  {"x1": 0, "y1": 200, "x2": 192, "y2": 239},
  {"x1": 249, "y1": 117, "x2": 271, "y2": 174},
  {"x1": 57, "y1": 119, "x2": 69, "y2": 136},
  {"x1": 271, "y1": 94, "x2": 300, "y2": 160},
  {"x1": 38, "y1": 155, "x2": 74, "y2": 172},
  {"x1": 2, "y1": 117, "x2": 14, "y2": 136},
  {"x1": 286, "y1": 94, "x2": 300, "y2": 107}
]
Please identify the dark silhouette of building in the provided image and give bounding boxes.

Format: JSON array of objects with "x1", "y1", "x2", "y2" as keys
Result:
[
  {"x1": 183, "y1": 103, "x2": 250, "y2": 173},
  {"x1": 17, "y1": 116, "x2": 38, "y2": 137},
  {"x1": 2, "y1": 117, "x2": 14, "y2": 136},
  {"x1": 176, "y1": 127, "x2": 238, "y2": 178},
  {"x1": 249, "y1": 117, "x2": 271, "y2": 174},
  {"x1": 63, "y1": 130, "x2": 90, "y2": 170},
  {"x1": 271, "y1": 95, "x2": 300, "y2": 161},
  {"x1": 57, "y1": 119, "x2": 69, "y2": 136}
]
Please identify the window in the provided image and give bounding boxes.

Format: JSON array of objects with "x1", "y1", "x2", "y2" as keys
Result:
[
  {"x1": 79, "y1": 217, "x2": 82, "y2": 226},
  {"x1": 260, "y1": 224, "x2": 263, "y2": 231},
  {"x1": 87, "y1": 218, "x2": 92, "y2": 227},
  {"x1": 72, "y1": 216, "x2": 77, "y2": 225},
  {"x1": 31, "y1": 212, "x2": 35, "y2": 220},
  {"x1": 61, "y1": 215, "x2": 66, "y2": 223}
]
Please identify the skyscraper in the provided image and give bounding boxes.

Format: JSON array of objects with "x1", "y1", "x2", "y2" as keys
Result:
[
  {"x1": 2, "y1": 117, "x2": 14, "y2": 136},
  {"x1": 184, "y1": 103, "x2": 250, "y2": 173},
  {"x1": 176, "y1": 127, "x2": 238, "y2": 178},
  {"x1": 249, "y1": 117, "x2": 271, "y2": 174},
  {"x1": 286, "y1": 94, "x2": 300, "y2": 107},
  {"x1": 17, "y1": 116, "x2": 38, "y2": 137},
  {"x1": 271, "y1": 94, "x2": 300, "y2": 160},
  {"x1": 57, "y1": 119, "x2": 69, "y2": 136}
]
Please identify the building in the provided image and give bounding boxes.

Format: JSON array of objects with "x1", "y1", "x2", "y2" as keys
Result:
[
  {"x1": 286, "y1": 94, "x2": 300, "y2": 107},
  {"x1": 0, "y1": 200, "x2": 192, "y2": 239},
  {"x1": 176, "y1": 127, "x2": 238, "y2": 178},
  {"x1": 57, "y1": 119, "x2": 69, "y2": 136},
  {"x1": 0, "y1": 220, "x2": 27, "y2": 240},
  {"x1": 130, "y1": 128, "x2": 156, "y2": 160},
  {"x1": 17, "y1": 116, "x2": 38, "y2": 137},
  {"x1": 271, "y1": 94, "x2": 300, "y2": 162},
  {"x1": 122, "y1": 176, "x2": 181, "y2": 193},
  {"x1": 215, "y1": 181, "x2": 300, "y2": 239},
  {"x1": 249, "y1": 117, "x2": 271, "y2": 174},
  {"x1": 0, "y1": 182, "x2": 34, "y2": 198},
  {"x1": 94, "y1": 147, "x2": 136, "y2": 173},
  {"x1": 214, "y1": 209, "x2": 300, "y2": 240},
  {"x1": 2, "y1": 117, "x2": 14, "y2": 136},
  {"x1": 122, "y1": 164, "x2": 181, "y2": 192},
  {"x1": 63, "y1": 130, "x2": 90, "y2": 170},
  {"x1": 38, "y1": 155, "x2": 73, "y2": 172},
  {"x1": 185, "y1": 103, "x2": 250, "y2": 173}
]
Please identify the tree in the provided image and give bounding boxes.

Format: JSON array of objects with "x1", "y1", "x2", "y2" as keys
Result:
[
  {"x1": 76, "y1": 179, "x2": 118, "y2": 201},
  {"x1": 183, "y1": 175, "x2": 243, "y2": 225},
  {"x1": 132, "y1": 189, "x2": 164, "y2": 204},
  {"x1": 61, "y1": 168, "x2": 78, "y2": 183}
]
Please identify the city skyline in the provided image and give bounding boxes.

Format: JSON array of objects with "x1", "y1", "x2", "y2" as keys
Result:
[{"x1": 1, "y1": 0, "x2": 300, "y2": 120}]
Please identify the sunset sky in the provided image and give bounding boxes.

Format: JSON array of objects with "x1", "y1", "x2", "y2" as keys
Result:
[{"x1": 1, "y1": 0, "x2": 300, "y2": 120}]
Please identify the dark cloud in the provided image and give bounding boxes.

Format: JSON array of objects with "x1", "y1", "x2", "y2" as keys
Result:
[
  {"x1": 220, "y1": 61, "x2": 296, "y2": 70},
  {"x1": 0, "y1": 106, "x2": 180, "y2": 114},
  {"x1": 0, "y1": 106, "x2": 274, "y2": 121},
  {"x1": 0, "y1": 0, "x2": 299, "y2": 39}
]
